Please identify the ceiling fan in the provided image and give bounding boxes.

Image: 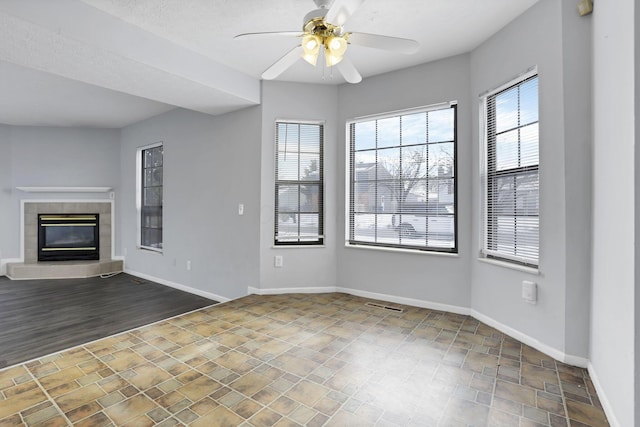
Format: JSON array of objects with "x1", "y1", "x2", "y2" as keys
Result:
[{"x1": 234, "y1": 0, "x2": 419, "y2": 84}]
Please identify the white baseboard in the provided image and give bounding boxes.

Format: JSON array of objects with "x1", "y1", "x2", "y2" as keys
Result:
[
  {"x1": 124, "y1": 269, "x2": 230, "y2": 303},
  {"x1": 248, "y1": 285, "x2": 470, "y2": 316},
  {"x1": 337, "y1": 286, "x2": 471, "y2": 316},
  {"x1": 471, "y1": 309, "x2": 589, "y2": 368},
  {"x1": 0, "y1": 258, "x2": 23, "y2": 276},
  {"x1": 588, "y1": 363, "x2": 621, "y2": 427},
  {"x1": 248, "y1": 286, "x2": 337, "y2": 295},
  {"x1": 563, "y1": 353, "x2": 590, "y2": 369}
]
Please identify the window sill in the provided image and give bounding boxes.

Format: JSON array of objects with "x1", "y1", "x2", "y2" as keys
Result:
[
  {"x1": 477, "y1": 257, "x2": 539, "y2": 275},
  {"x1": 138, "y1": 246, "x2": 163, "y2": 255},
  {"x1": 272, "y1": 245, "x2": 325, "y2": 249},
  {"x1": 344, "y1": 243, "x2": 458, "y2": 258}
]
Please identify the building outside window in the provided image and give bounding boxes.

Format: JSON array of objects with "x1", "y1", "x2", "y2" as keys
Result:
[
  {"x1": 275, "y1": 121, "x2": 324, "y2": 245},
  {"x1": 481, "y1": 70, "x2": 539, "y2": 267},
  {"x1": 347, "y1": 103, "x2": 457, "y2": 253},
  {"x1": 137, "y1": 142, "x2": 163, "y2": 251}
]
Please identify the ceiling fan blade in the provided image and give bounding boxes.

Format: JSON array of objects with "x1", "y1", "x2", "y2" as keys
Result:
[
  {"x1": 262, "y1": 46, "x2": 303, "y2": 80},
  {"x1": 335, "y1": 57, "x2": 362, "y2": 84},
  {"x1": 348, "y1": 32, "x2": 419, "y2": 54},
  {"x1": 325, "y1": 0, "x2": 365, "y2": 26},
  {"x1": 234, "y1": 31, "x2": 302, "y2": 40}
]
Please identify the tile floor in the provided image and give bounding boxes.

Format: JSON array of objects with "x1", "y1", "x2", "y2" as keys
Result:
[{"x1": 0, "y1": 293, "x2": 609, "y2": 426}]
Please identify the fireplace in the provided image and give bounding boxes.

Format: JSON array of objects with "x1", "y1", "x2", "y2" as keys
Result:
[{"x1": 38, "y1": 214, "x2": 100, "y2": 261}]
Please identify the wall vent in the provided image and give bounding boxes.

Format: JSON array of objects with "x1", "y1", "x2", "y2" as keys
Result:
[{"x1": 365, "y1": 302, "x2": 404, "y2": 313}]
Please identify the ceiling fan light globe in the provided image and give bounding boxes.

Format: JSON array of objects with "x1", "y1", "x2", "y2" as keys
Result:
[
  {"x1": 326, "y1": 36, "x2": 348, "y2": 56},
  {"x1": 325, "y1": 51, "x2": 344, "y2": 67},
  {"x1": 301, "y1": 34, "x2": 321, "y2": 66},
  {"x1": 302, "y1": 52, "x2": 319, "y2": 66},
  {"x1": 304, "y1": 38, "x2": 319, "y2": 50},
  {"x1": 324, "y1": 35, "x2": 347, "y2": 67}
]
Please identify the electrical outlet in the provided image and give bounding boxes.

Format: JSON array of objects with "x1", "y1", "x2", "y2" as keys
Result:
[
  {"x1": 522, "y1": 281, "x2": 537, "y2": 304},
  {"x1": 186, "y1": 260, "x2": 192, "y2": 271},
  {"x1": 274, "y1": 255, "x2": 283, "y2": 268}
]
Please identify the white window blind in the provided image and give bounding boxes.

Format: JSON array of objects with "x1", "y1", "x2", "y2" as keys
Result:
[
  {"x1": 347, "y1": 104, "x2": 457, "y2": 252},
  {"x1": 275, "y1": 121, "x2": 324, "y2": 245},
  {"x1": 483, "y1": 73, "x2": 539, "y2": 266}
]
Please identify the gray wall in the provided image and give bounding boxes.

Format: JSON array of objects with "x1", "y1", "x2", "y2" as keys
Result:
[
  {"x1": 259, "y1": 81, "x2": 339, "y2": 291},
  {"x1": 590, "y1": 0, "x2": 636, "y2": 425},
  {"x1": 9, "y1": 127, "x2": 120, "y2": 187},
  {"x1": 119, "y1": 107, "x2": 262, "y2": 300},
  {"x1": 0, "y1": 126, "x2": 120, "y2": 262},
  {"x1": 469, "y1": 0, "x2": 592, "y2": 360},
  {"x1": 559, "y1": 0, "x2": 592, "y2": 365},
  {"x1": 0, "y1": 124, "x2": 12, "y2": 262},
  {"x1": 336, "y1": 54, "x2": 472, "y2": 309}
]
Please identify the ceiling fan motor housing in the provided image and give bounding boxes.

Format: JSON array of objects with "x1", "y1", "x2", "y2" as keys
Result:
[{"x1": 303, "y1": 9, "x2": 344, "y2": 36}]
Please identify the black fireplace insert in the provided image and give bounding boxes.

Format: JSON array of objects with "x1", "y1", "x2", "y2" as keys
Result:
[{"x1": 38, "y1": 214, "x2": 100, "y2": 261}]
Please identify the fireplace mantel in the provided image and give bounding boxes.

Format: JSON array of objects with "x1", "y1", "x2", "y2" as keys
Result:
[{"x1": 16, "y1": 186, "x2": 112, "y2": 193}]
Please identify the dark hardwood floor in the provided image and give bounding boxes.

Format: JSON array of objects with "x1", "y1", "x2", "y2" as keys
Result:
[{"x1": 0, "y1": 273, "x2": 217, "y2": 369}]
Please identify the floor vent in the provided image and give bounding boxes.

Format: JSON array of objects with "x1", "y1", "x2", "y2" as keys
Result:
[{"x1": 365, "y1": 302, "x2": 404, "y2": 313}]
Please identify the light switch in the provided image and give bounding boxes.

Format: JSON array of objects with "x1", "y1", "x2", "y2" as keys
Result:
[{"x1": 238, "y1": 204, "x2": 244, "y2": 215}]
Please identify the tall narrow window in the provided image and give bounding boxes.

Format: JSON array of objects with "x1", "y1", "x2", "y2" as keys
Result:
[
  {"x1": 347, "y1": 103, "x2": 457, "y2": 252},
  {"x1": 275, "y1": 121, "x2": 324, "y2": 245},
  {"x1": 137, "y1": 142, "x2": 163, "y2": 251},
  {"x1": 482, "y1": 72, "x2": 539, "y2": 266}
]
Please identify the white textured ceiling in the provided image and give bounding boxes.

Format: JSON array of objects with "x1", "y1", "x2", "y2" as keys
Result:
[{"x1": 0, "y1": 0, "x2": 538, "y2": 128}]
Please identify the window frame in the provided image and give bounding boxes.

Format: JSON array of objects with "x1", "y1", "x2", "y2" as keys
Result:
[
  {"x1": 480, "y1": 68, "x2": 539, "y2": 268},
  {"x1": 345, "y1": 102, "x2": 458, "y2": 254},
  {"x1": 136, "y1": 141, "x2": 164, "y2": 253},
  {"x1": 274, "y1": 120, "x2": 325, "y2": 246}
]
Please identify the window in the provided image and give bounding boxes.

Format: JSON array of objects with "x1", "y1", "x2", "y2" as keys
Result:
[
  {"x1": 137, "y1": 142, "x2": 163, "y2": 251},
  {"x1": 347, "y1": 103, "x2": 457, "y2": 252},
  {"x1": 481, "y1": 71, "x2": 539, "y2": 267},
  {"x1": 275, "y1": 121, "x2": 324, "y2": 245}
]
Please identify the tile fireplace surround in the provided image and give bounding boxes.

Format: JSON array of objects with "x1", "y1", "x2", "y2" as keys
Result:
[{"x1": 6, "y1": 201, "x2": 123, "y2": 280}]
